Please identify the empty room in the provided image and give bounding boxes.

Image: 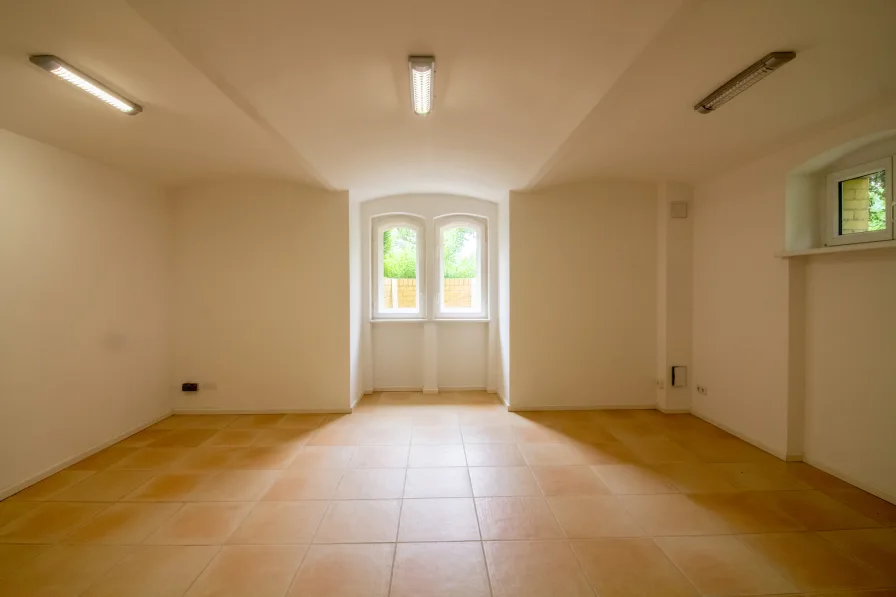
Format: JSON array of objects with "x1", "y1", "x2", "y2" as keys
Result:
[{"x1": 1, "y1": 0, "x2": 895, "y2": 596}]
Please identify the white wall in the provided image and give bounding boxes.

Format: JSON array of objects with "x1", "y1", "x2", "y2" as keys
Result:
[
  {"x1": 692, "y1": 104, "x2": 896, "y2": 501},
  {"x1": 497, "y1": 195, "x2": 511, "y2": 402},
  {"x1": 0, "y1": 130, "x2": 171, "y2": 498},
  {"x1": 510, "y1": 181, "x2": 658, "y2": 409},
  {"x1": 804, "y1": 251, "x2": 896, "y2": 501},
  {"x1": 171, "y1": 180, "x2": 351, "y2": 413},
  {"x1": 360, "y1": 194, "x2": 498, "y2": 393},
  {"x1": 349, "y1": 199, "x2": 362, "y2": 406}
]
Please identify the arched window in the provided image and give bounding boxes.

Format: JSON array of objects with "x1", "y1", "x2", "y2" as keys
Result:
[
  {"x1": 373, "y1": 215, "x2": 425, "y2": 318},
  {"x1": 435, "y1": 215, "x2": 487, "y2": 318}
]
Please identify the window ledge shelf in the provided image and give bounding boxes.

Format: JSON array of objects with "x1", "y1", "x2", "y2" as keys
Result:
[
  {"x1": 370, "y1": 318, "x2": 490, "y2": 324},
  {"x1": 776, "y1": 239, "x2": 896, "y2": 258}
]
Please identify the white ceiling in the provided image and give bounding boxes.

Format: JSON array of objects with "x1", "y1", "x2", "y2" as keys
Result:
[{"x1": 1, "y1": 0, "x2": 895, "y2": 199}]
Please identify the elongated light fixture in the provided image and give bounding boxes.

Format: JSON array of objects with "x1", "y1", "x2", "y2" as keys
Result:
[
  {"x1": 409, "y1": 55, "x2": 435, "y2": 116},
  {"x1": 30, "y1": 55, "x2": 142, "y2": 115},
  {"x1": 694, "y1": 51, "x2": 795, "y2": 114}
]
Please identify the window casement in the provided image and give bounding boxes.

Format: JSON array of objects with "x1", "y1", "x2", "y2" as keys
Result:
[
  {"x1": 826, "y1": 156, "x2": 893, "y2": 246},
  {"x1": 435, "y1": 215, "x2": 487, "y2": 319},
  {"x1": 373, "y1": 215, "x2": 425, "y2": 319}
]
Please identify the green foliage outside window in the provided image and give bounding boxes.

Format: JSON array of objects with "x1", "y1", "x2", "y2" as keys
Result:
[
  {"x1": 869, "y1": 171, "x2": 886, "y2": 231},
  {"x1": 382, "y1": 226, "x2": 478, "y2": 279}
]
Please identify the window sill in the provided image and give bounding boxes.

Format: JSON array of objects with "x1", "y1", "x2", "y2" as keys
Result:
[
  {"x1": 776, "y1": 239, "x2": 896, "y2": 258},
  {"x1": 370, "y1": 318, "x2": 491, "y2": 324}
]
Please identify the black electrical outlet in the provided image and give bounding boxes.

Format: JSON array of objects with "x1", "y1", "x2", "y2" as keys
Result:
[{"x1": 182, "y1": 382, "x2": 199, "y2": 392}]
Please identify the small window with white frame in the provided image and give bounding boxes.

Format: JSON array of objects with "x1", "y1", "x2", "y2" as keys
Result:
[
  {"x1": 826, "y1": 156, "x2": 893, "y2": 246},
  {"x1": 373, "y1": 215, "x2": 424, "y2": 319},
  {"x1": 435, "y1": 215, "x2": 487, "y2": 319}
]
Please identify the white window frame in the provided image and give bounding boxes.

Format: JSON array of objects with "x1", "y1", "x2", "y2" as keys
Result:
[
  {"x1": 435, "y1": 215, "x2": 488, "y2": 319},
  {"x1": 372, "y1": 215, "x2": 425, "y2": 320},
  {"x1": 826, "y1": 156, "x2": 893, "y2": 246}
]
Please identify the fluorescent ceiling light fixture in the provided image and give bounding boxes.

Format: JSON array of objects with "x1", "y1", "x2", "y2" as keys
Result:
[
  {"x1": 409, "y1": 56, "x2": 435, "y2": 116},
  {"x1": 694, "y1": 51, "x2": 795, "y2": 114},
  {"x1": 29, "y1": 55, "x2": 142, "y2": 115}
]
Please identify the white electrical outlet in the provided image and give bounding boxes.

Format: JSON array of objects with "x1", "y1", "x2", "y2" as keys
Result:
[
  {"x1": 696, "y1": 385, "x2": 708, "y2": 395},
  {"x1": 656, "y1": 380, "x2": 665, "y2": 390}
]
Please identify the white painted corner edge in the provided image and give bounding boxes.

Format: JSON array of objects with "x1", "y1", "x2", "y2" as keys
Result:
[{"x1": 0, "y1": 409, "x2": 173, "y2": 501}]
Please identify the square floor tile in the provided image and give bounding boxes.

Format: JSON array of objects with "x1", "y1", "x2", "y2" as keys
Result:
[
  {"x1": 463, "y1": 443, "x2": 525, "y2": 466},
  {"x1": 617, "y1": 494, "x2": 734, "y2": 536},
  {"x1": 0, "y1": 544, "x2": 47, "y2": 580},
  {"x1": 287, "y1": 543, "x2": 394, "y2": 597},
  {"x1": 313, "y1": 500, "x2": 400, "y2": 543},
  {"x1": 357, "y1": 426, "x2": 412, "y2": 446},
  {"x1": 6, "y1": 470, "x2": 95, "y2": 501},
  {"x1": 81, "y1": 545, "x2": 217, "y2": 597},
  {"x1": 484, "y1": 540, "x2": 595, "y2": 597},
  {"x1": 68, "y1": 446, "x2": 139, "y2": 470},
  {"x1": 651, "y1": 463, "x2": 742, "y2": 493},
  {"x1": 64, "y1": 502, "x2": 183, "y2": 544},
  {"x1": 531, "y1": 466, "x2": 610, "y2": 496},
  {"x1": 547, "y1": 496, "x2": 644, "y2": 538},
  {"x1": 571, "y1": 538, "x2": 698, "y2": 597},
  {"x1": 411, "y1": 426, "x2": 463, "y2": 445},
  {"x1": 277, "y1": 414, "x2": 327, "y2": 429},
  {"x1": 751, "y1": 490, "x2": 881, "y2": 530},
  {"x1": 819, "y1": 529, "x2": 896, "y2": 583},
  {"x1": 568, "y1": 441, "x2": 641, "y2": 465},
  {"x1": 117, "y1": 429, "x2": 172, "y2": 447},
  {"x1": 0, "y1": 502, "x2": 39, "y2": 528},
  {"x1": 461, "y1": 425, "x2": 515, "y2": 443},
  {"x1": 227, "y1": 414, "x2": 286, "y2": 429},
  {"x1": 184, "y1": 545, "x2": 306, "y2": 597},
  {"x1": 823, "y1": 489, "x2": 896, "y2": 526},
  {"x1": 739, "y1": 532, "x2": 888, "y2": 592},
  {"x1": 475, "y1": 497, "x2": 564, "y2": 540},
  {"x1": 188, "y1": 470, "x2": 279, "y2": 501},
  {"x1": 122, "y1": 473, "x2": 205, "y2": 501},
  {"x1": 148, "y1": 430, "x2": 218, "y2": 448},
  {"x1": 48, "y1": 470, "x2": 154, "y2": 502},
  {"x1": 469, "y1": 466, "x2": 541, "y2": 497},
  {"x1": 205, "y1": 429, "x2": 262, "y2": 447},
  {"x1": 408, "y1": 445, "x2": 466, "y2": 467},
  {"x1": 348, "y1": 445, "x2": 409, "y2": 468},
  {"x1": 0, "y1": 502, "x2": 109, "y2": 544},
  {"x1": 262, "y1": 469, "x2": 344, "y2": 500},
  {"x1": 111, "y1": 448, "x2": 189, "y2": 470},
  {"x1": 518, "y1": 443, "x2": 587, "y2": 465},
  {"x1": 656, "y1": 535, "x2": 797, "y2": 596},
  {"x1": 391, "y1": 542, "x2": 490, "y2": 597},
  {"x1": 144, "y1": 502, "x2": 253, "y2": 545},
  {"x1": 333, "y1": 468, "x2": 406, "y2": 499},
  {"x1": 711, "y1": 463, "x2": 812, "y2": 491},
  {"x1": 687, "y1": 491, "x2": 805, "y2": 533},
  {"x1": 227, "y1": 501, "x2": 327, "y2": 544},
  {"x1": 1, "y1": 545, "x2": 132, "y2": 597},
  {"x1": 592, "y1": 464, "x2": 679, "y2": 495},
  {"x1": 252, "y1": 428, "x2": 314, "y2": 447},
  {"x1": 307, "y1": 426, "x2": 362, "y2": 446},
  {"x1": 620, "y1": 438, "x2": 700, "y2": 463},
  {"x1": 398, "y1": 498, "x2": 480, "y2": 542},
  {"x1": 288, "y1": 446, "x2": 356, "y2": 470},
  {"x1": 404, "y1": 468, "x2": 472, "y2": 498}
]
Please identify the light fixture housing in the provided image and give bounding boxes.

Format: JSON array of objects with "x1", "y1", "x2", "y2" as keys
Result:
[
  {"x1": 29, "y1": 55, "x2": 142, "y2": 115},
  {"x1": 408, "y1": 55, "x2": 435, "y2": 116},
  {"x1": 694, "y1": 51, "x2": 795, "y2": 114}
]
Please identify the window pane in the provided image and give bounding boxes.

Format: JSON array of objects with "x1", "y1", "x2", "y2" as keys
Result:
[
  {"x1": 840, "y1": 171, "x2": 887, "y2": 235},
  {"x1": 442, "y1": 227, "x2": 477, "y2": 310},
  {"x1": 382, "y1": 227, "x2": 417, "y2": 311}
]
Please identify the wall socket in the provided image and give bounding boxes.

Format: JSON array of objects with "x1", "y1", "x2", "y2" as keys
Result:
[
  {"x1": 696, "y1": 385, "x2": 708, "y2": 395},
  {"x1": 656, "y1": 380, "x2": 665, "y2": 390}
]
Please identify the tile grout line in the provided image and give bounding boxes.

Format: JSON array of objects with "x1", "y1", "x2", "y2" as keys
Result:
[{"x1": 464, "y1": 442, "x2": 495, "y2": 597}]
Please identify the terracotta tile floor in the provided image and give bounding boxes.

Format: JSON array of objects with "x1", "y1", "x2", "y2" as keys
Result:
[{"x1": 1, "y1": 391, "x2": 895, "y2": 597}]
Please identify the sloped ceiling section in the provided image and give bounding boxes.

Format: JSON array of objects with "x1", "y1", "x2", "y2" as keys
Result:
[
  {"x1": 1, "y1": 0, "x2": 894, "y2": 197},
  {"x1": 0, "y1": 0, "x2": 326, "y2": 187}
]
